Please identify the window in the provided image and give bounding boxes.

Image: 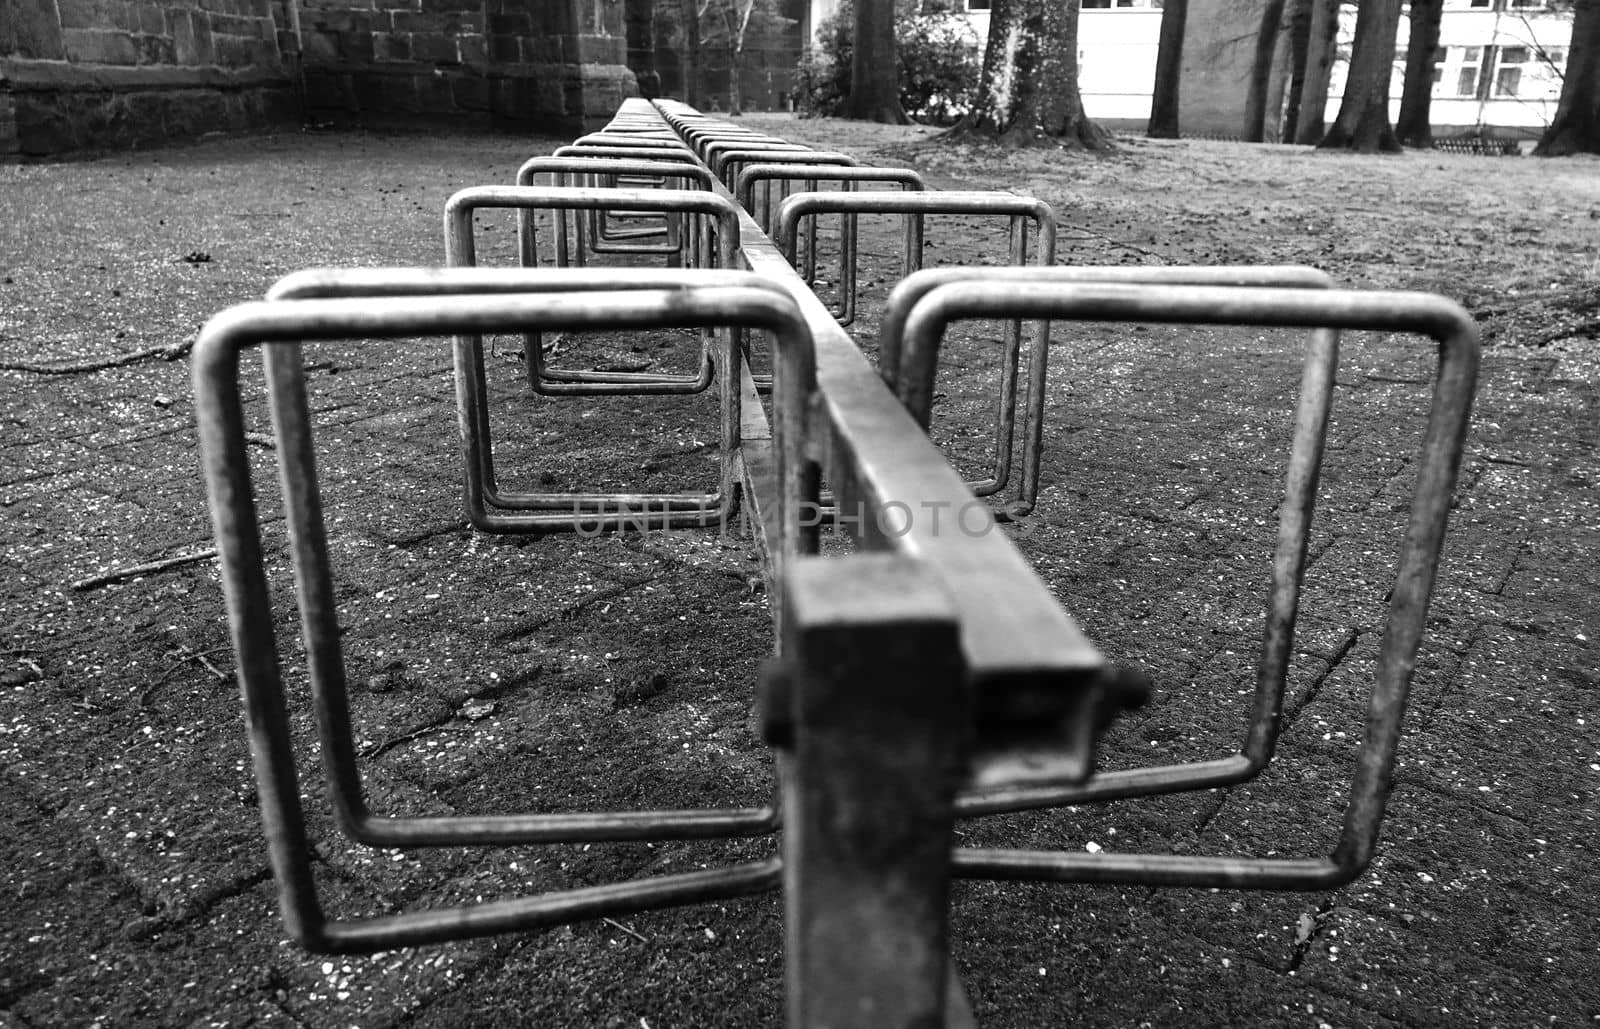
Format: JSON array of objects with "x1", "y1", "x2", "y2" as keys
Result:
[
  {"x1": 1456, "y1": 46, "x2": 1484, "y2": 97},
  {"x1": 1082, "y1": 0, "x2": 1112, "y2": 7},
  {"x1": 1493, "y1": 45, "x2": 1531, "y2": 96},
  {"x1": 967, "y1": 0, "x2": 991, "y2": 9},
  {"x1": 1430, "y1": 45, "x2": 1447, "y2": 85}
]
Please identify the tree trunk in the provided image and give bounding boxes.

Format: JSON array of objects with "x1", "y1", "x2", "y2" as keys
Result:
[
  {"x1": 846, "y1": 0, "x2": 909, "y2": 122},
  {"x1": 683, "y1": 0, "x2": 701, "y2": 107},
  {"x1": 1318, "y1": 0, "x2": 1403, "y2": 151},
  {"x1": 1281, "y1": 0, "x2": 1313, "y2": 143},
  {"x1": 959, "y1": 0, "x2": 1110, "y2": 148},
  {"x1": 1395, "y1": 0, "x2": 1442, "y2": 147},
  {"x1": 729, "y1": 49, "x2": 745, "y2": 115},
  {"x1": 1244, "y1": 0, "x2": 1289, "y2": 141},
  {"x1": 1148, "y1": 0, "x2": 1188, "y2": 138},
  {"x1": 1535, "y1": 0, "x2": 1600, "y2": 155},
  {"x1": 1294, "y1": 0, "x2": 1339, "y2": 143}
]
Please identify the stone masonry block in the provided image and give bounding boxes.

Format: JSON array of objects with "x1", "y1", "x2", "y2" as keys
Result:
[
  {"x1": 134, "y1": 33, "x2": 177, "y2": 64},
  {"x1": 300, "y1": 29, "x2": 341, "y2": 63},
  {"x1": 62, "y1": 27, "x2": 141, "y2": 65},
  {"x1": 389, "y1": 10, "x2": 479, "y2": 34},
  {"x1": 488, "y1": 34, "x2": 519, "y2": 64},
  {"x1": 211, "y1": 33, "x2": 265, "y2": 67},
  {"x1": 372, "y1": 31, "x2": 412, "y2": 62},
  {"x1": 567, "y1": 32, "x2": 623, "y2": 66},
  {"x1": 457, "y1": 32, "x2": 486, "y2": 69},
  {"x1": 408, "y1": 32, "x2": 457, "y2": 65},
  {"x1": 0, "y1": 92, "x2": 20, "y2": 155},
  {"x1": 1, "y1": 0, "x2": 67, "y2": 59},
  {"x1": 338, "y1": 28, "x2": 375, "y2": 64},
  {"x1": 303, "y1": 67, "x2": 357, "y2": 111},
  {"x1": 173, "y1": 12, "x2": 215, "y2": 64},
  {"x1": 352, "y1": 71, "x2": 406, "y2": 113},
  {"x1": 487, "y1": 11, "x2": 530, "y2": 35},
  {"x1": 54, "y1": 0, "x2": 97, "y2": 31},
  {"x1": 451, "y1": 73, "x2": 490, "y2": 111},
  {"x1": 304, "y1": 10, "x2": 377, "y2": 35},
  {"x1": 520, "y1": 35, "x2": 561, "y2": 65},
  {"x1": 111, "y1": 2, "x2": 143, "y2": 33},
  {"x1": 413, "y1": 71, "x2": 454, "y2": 113},
  {"x1": 137, "y1": 3, "x2": 166, "y2": 35}
]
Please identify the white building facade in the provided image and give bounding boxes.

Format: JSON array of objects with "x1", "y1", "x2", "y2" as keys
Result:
[{"x1": 805, "y1": 0, "x2": 1573, "y2": 139}]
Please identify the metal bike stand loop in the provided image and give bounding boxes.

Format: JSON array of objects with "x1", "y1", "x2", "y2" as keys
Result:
[
  {"x1": 777, "y1": 190, "x2": 1057, "y2": 509},
  {"x1": 735, "y1": 164, "x2": 927, "y2": 395},
  {"x1": 880, "y1": 264, "x2": 1335, "y2": 519},
  {"x1": 193, "y1": 280, "x2": 822, "y2": 952},
  {"x1": 885, "y1": 277, "x2": 1479, "y2": 888},
  {"x1": 513, "y1": 157, "x2": 714, "y2": 270},
  {"x1": 736, "y1": 161, "x2": 924, "y2": 244},
  {"x1": 440, "y1": 186, "x2": 754, "y2": 530},
  {"x1": 460, "y1": 183, "x2": 730, "y2": 392},
  {"x1": 711, "y1": 148, "x2": 858, "y2": 190}
]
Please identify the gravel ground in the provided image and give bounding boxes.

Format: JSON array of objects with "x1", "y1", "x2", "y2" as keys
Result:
[{"x1": 1, "y1": 119, "x2": 1598, "y2": 1027}]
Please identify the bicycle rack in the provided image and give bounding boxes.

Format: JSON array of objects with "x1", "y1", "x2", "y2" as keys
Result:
[
  {"x1": 777, "y1": 190, "x2": 1056, "y2": 511},
  {"x1": 880, "y1": 264, "x2": 1335, "y2": 519},
  {"x1": 878, "y1": 274, "x2": 1479, "y2": 886},
  {"x1": 513, "y1": 157, "x2": 714, "y2": 266},
  {"x1": 710, "y1": 148, "x2": 858, "y2": 190},
  {"x1": 447, "y1": 183, "x2": 737, "y2": 397},
  {"x1": 193, "y1": 277, "x2": 823, "y2": 950},
  {"x1": 737, "y1": 163, "x2": 924, "y2": 240},
  {"x1": 201, "y1": 98, "x2": 1481, "y2": 1024}
]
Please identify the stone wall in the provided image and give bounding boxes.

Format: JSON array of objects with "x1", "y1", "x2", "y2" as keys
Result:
[
  {"x1": 1, "y1": 0, "x2": 638, "y2": 156},
  {"x1": 0, "y1": 0, "x2": 298, "y2": 155},
  {"x1": 287, "y1": 0, "x2": 636, "y2": 131}
]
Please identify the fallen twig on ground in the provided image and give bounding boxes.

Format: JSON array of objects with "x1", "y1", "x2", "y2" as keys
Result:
[
  {"x1": 0, "y1": 335, "x2": 195, "y2": 375},
  {"x1": 70, "y1": 547, "x2": 219, "y2": 591}
]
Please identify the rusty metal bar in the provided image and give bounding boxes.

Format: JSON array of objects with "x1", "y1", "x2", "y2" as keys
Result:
[
  {"x1": 649, "y1": 105, "x2": 1124, "y2": 780},
  {"x1": 767, "y1": 553, "x2": 970, "y2": 1029}
]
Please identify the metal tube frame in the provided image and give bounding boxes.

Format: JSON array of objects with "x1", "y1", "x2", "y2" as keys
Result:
[
  {"x1": 192, "y1": 285, "x2": 821, "y2": 953},
  {"x1": 887, "y1": 279, "x2": 1479, "y2": 890},
  {"x1": 441, "y1": 186, "x2": 752, "y2": 529},
  {"x1": 513, "y1": 157, "x2": 713, "y2": 297},
  {"x1": 465, "y1": 184, "x2": 727, "y2": 391},
  {"x1": 880, "y1": 266, "x2": 1340, "y2": 814},
  {"x1": 777, "y1": 190, "x2": 1056, "y2": 508}
]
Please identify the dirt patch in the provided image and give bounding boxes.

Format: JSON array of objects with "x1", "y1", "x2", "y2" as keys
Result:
[{"x1": 2, "y1": 121, "x2": 1598, "y2": 1026}]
